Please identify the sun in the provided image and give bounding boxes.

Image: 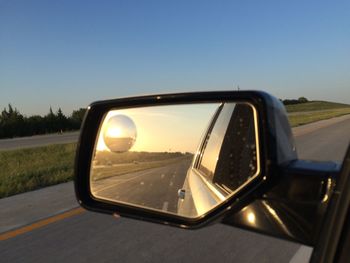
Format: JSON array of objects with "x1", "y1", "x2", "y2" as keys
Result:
[{"x1": 106, "y1": 126, "x2": 122, "y2": 138}]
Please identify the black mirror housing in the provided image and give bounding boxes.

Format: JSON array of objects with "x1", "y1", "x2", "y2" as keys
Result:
[{"x1": 74, "y1": 90, "x2": 299, "y2": 228}]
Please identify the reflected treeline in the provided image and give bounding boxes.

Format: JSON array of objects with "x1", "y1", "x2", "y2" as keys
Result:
[{"x1": 93, "y1": 151, "x2": 193, "y2": 166}]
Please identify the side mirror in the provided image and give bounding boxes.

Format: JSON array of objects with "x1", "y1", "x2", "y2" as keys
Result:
[
  {"x1": 91, "y1": 101, "x2": 259, "y2": 220},
  {"x1": 75, "y1": 91, "x2": 300, "y2": 229}
]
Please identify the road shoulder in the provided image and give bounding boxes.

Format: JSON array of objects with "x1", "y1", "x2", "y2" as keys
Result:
[
  {"x1": 0, "y1": 182, "x2": 78, "y2": 233},
  {"x1": 292, "y1": 114, "x2": 350, "y2": 137}
]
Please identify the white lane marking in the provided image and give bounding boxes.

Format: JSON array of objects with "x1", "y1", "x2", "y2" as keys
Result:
[
  {"x1": 162, "y1": 202, "x2": 169, "y2": 211},
  {"x1": 289, "y1": 245, "x2": 313, "y2": 263},
  {"x1": 95, "y1": 168, "x2": 165, "y2": 194},
  {"x1": 95, "y1": 160, "x2": 186, "y2": 194},
  {"x1": 95, "y1": 173, "x2": 146, "y2": 193}
]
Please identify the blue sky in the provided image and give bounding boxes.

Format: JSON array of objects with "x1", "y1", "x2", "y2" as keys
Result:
[{"x1": 1, "y1": 0, "x2": 349, "y2": 115}]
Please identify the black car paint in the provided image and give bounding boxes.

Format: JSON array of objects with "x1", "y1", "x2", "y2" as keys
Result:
[{"x1": 223, "y1": 160, "x2": 339, "y2": 245}]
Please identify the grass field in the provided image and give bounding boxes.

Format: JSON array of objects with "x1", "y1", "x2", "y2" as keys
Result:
[
  {"x1": 0, "y1": 143, "x2": 76, "y2": 198},
  {"x1": 286, "y1": 101, "x2": 350, "y2": 113},
  {"x1": 288, "y1": 108, "x2": 350, "y2": 127},
  {"x1": 286, "y1": 101, "x2": 350, "y2": 126}
]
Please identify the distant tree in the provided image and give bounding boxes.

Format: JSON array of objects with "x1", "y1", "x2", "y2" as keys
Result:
[
  {"x1": 0, "y1": 104, "x2": 25, "y2": 138},
  {"x1": 283, "y1": 99, "x2": 297, "y2": 105},
  {"x1": 25, "y1": 115, "x2": 44, "y2": 135},
  {"x1": 56, "y1": 108, "x2": 68, "y2": 132},
  {"x1": 69, "y1": 108, "x2": 86, "y2": 129},
  {"x1": 0, "y1": 104, "x2": 87, "y2": 139},
  {"x1": 44, "y1": 107, "x2": 54, "y2": 132},
  {"x1": 282, "y1": 97, "x2": 309, "y2": 105},
  {"x1": 298, "y1": 97, "x2": 308, "y2": 103}
]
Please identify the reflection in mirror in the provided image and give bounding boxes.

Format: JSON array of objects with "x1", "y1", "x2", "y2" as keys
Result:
[
  {"x1": 103, "y1": 115, "x2": 137, "y2": 152},
  {"x1": 90, "y1": 103, "x2": 259, "y2": 218}
]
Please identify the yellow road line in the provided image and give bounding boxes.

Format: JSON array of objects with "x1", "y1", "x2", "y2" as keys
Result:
[{"x1": 0, "y1": 207, "x2": 85, "y2": 241}]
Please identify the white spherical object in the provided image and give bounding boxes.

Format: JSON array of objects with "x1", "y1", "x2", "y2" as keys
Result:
[{"x1": 103, "y1": 115, "x2": 137, "y2": 152}]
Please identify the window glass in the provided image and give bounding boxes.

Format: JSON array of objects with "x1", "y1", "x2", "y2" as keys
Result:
[
  {"x1": 198, "y1": 103, "x2": 236, "y2": 179},
  {"x1": 213, "y1": 104, "x2": 257, "y2": 193}
]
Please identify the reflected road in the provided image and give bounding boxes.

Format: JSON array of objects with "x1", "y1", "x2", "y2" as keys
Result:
[{"x1": 92, "y1": 158, "x2": 191, "y2": 213}]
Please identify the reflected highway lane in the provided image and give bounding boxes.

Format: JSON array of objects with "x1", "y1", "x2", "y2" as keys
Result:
[{"x1": 92, "y1": 158, "x2": 191, "y2": 213}]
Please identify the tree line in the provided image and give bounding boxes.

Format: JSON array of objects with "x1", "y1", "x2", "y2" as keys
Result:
[
  {"x1": 0, "y1": 104, "x2": 86, "y2": 139},
  {"x1": 281, "y1": 97, "x2": 309, "y2": 105},
  {"x1": 0, "y1": 96, "x2": 309, "y2": 139}
]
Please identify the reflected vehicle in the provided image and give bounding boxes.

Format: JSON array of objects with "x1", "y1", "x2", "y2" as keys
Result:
[{"x1": 178, "y1": 103, "x2": 258, "y2": 216}]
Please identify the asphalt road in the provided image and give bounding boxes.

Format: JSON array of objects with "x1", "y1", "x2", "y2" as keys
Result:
[
  {"x1": 294, "y1": 116, "x2": 350, "y2": 162},
  {"x1": 1, "y1": 116, "x2": 350, "y2": 263},
  {"x1": 0, "y1": 131, "x2": 79, "y2": 151},
  {"x1": 1, "y1": 212, "x2": 300, "y2": 263}
]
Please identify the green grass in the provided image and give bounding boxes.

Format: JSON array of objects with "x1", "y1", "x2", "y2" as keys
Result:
[
  {"x1": 286, "y1": 101, "x2": 350, "y2": 113},
  {"x1": 286, "y1": 100, "x2": 350, "y2": 127},
  {"x1": 0, "y1": 143, "x2": 76, "y2": 198},
  {"x1": 288, "y1": 108, "x2": 350, "y2": 127}
]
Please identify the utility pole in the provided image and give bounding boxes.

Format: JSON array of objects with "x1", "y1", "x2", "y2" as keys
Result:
[{"x1": 233, "y1": 83, "x2": 240, "y2": 91}]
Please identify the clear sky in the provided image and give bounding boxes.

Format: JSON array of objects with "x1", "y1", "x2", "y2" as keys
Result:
[{"x1": 1, "y1": 0, "x2": 349, "y2": 116}]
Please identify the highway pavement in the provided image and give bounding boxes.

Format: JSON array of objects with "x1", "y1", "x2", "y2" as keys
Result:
[
  {"x1": 1, "y1": 115, "x2": 350, "y2": 262},
  {"x1": 0, "y1": 131, "x2": 79, "y2": 151},
  {"x1": 294, "y1": 115, "x2": 350, "y2": 162}
]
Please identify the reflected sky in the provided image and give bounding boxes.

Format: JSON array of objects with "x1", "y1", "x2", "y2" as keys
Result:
[{"x1": 96, "y1": 103, "x2": 220, "y2": 153}]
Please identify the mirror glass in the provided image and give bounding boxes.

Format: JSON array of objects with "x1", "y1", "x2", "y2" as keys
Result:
[{"x1": 90, "y1": 102, "x2": 260, "y2": 218}]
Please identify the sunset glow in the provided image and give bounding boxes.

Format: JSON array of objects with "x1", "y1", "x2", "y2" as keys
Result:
[
  {"x1": 94, "y1": 104, "x2": 219, "y2": 153},
  {"x1": 106, "y1": 127, "x2": 122, "y2": 138}
]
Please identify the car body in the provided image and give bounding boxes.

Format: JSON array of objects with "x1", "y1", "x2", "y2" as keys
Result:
[{"x1": 178, "y1": 102, "x2": 259, "y2": 216}]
